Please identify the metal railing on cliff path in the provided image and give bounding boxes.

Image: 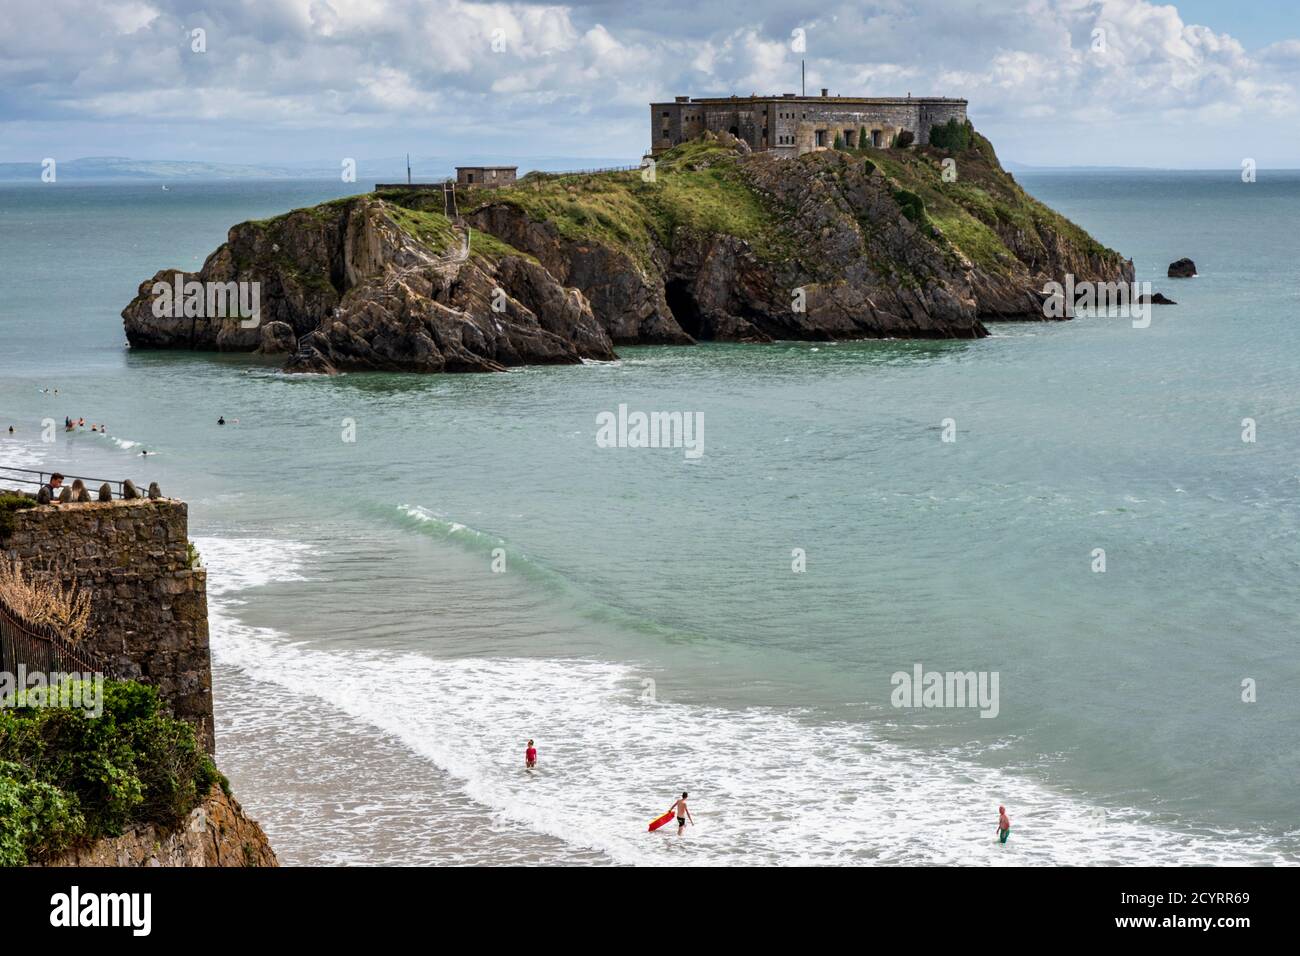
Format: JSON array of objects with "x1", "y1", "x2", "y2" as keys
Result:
[
  {"x1": 0, "y1": 466, "x2": 150, "y2": 501},
  {"x1": 523, "y1": 164, "x2": 643, "y2": 178},
  {"x1": 0, "y1": 596, "x2": 107, "y2": 679}
]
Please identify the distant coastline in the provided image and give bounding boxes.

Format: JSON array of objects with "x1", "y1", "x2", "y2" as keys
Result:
[{"x1": 4, "y1": 156, "x2": 1293, "y2": 183}]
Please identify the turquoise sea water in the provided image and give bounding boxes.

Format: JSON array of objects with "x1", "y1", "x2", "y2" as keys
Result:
[{"x1": 1, "y1": 172, "x2": 1297, "y2": 865}]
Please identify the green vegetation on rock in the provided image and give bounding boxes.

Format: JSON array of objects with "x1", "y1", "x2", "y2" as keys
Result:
[
  {"x1": 440, "y1": 132, "x2": 1116, "y2": 282},
  {"x1": 929, "y1": 118, "x2": 975, "y2": 152},
  {"x1": 0, "y1": 493, "x2": 35, "y2": 540},
  {"x1": 383, "y1": 139, "x2": 786, "y2": 271},
  {"x1": 861, "y1": 132, "x2": 1114, "y2": 274},
  {"x1": 0, "y1": 679, "x2": 223, "y2": 865}
]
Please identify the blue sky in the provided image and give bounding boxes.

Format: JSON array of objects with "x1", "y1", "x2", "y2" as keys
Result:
[
  {"x1": 3, "y1": 0, "x2": 1300, "y2": 169},
  {"x1": 1169, "y1": 0, "x2": 1293, "y2": 49}
]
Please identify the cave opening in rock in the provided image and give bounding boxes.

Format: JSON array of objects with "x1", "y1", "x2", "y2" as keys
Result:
[{"x1": 664, "y1": 279, "x2": 705, "y2": 340}]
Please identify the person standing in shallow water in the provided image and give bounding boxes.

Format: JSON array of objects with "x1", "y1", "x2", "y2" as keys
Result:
[
  {"x1": 672, "y1": 792, "x2": 693, "y2": 835},
  {"x1": 525, "y1": 739, "x2": 537, "y2": 769},
  {"x1": 997, "y1": 805, "x2": 1011, "y2": 844}
]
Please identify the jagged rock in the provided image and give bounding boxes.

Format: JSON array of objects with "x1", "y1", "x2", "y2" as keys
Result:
[
  {"x1": 257, "y1": 320, "x2": 297, "y2": 354},
  {"x1": 122, "y1": 479, "x2": 141, "y2": 500},
  {"x1": 126, "y1": 198, "x2": 616, "y2": 374},
  {"x1": 42, "y1": 786, "x2": 276, "y2": 868},
  {"x1": 1138, "y1": 292, "x2": 1177, "y2": 305},
  {"x1": 148, "y1": 482, "x2": 161, "y2": 499},
  {"x1": 468, "y1": 204, "x2": 689, "y2": 345},
  {"x1": 283, "y1": 341, "x2": 339, "y2": 375},
  {"x1": 471, "y1": 148, "x2": 1132, "y2": 343},
  {"x1": 36, "y1": 486, "x2": 51, "y2": 504},
  {"x1": 57, "y1": 486, "x2": 72, "y2": 503},
  {"x1": 1168, "y1": 258, "x2": 1197, "y2": 278},
  {"x1": 97, "y1": 483, "x2": 113, "y2": 502}
]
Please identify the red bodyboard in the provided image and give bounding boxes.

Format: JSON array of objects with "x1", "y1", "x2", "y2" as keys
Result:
[{"x1": 648, "y1": 810, "x2": 676, "y2": 832}]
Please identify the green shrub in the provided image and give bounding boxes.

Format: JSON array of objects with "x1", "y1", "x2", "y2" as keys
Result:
[
  {"x1": 185, "y1": 541, "x2": 202, "y2": 569},
  {"x1": 0, "y1": 679, "x2": 220, "y2": 862},
  {"x1": 929, "y1": 118, "x2": 974, "y2": 152},
  {"x1": 0, "y1": 492, "x2": 35, "y2": 540},
  {"x1": 893, "y1": 188, "x2": 927, "y2": 225},
  {"x1": 894, "y1": 130, "x2": 915, "y2": 149},
  {"x1": 833, "y1": 132, "x2": 844, "y2": 150},
  {"x1": 859, "y1": 126, "x2": 869, "y2": 149},
  {"x1": 0, "y1": 761, "x2": 86, "y2": 865}
]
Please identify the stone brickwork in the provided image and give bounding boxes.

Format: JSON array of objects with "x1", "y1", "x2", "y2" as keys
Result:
[
  {"x1": 2, "y1": 498, "x2": 214, "y2": 753},
  {"x1": 651, "y1": 93, "x2": 968, "y2": 156},
  {"x1": 455, "y1": 166, "x2": 518, "y2": 188}
]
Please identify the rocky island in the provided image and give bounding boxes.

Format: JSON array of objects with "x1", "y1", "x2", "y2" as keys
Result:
[{"x1": 122, "y1": 128, "x2": 1134, "y2": 374}]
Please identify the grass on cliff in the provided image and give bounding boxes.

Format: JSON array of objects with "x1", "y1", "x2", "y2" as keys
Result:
[
  {"x1": 854, "y1": 134, "x2": 1118, "y2": 274},
  {"x1": 0, "y1": 680, "x2": 223, "y2": 865},
  {"x1": 382, "y1": 140, "x2": 787, "y2": 271},
  {"x1": 379, "y1": 203, "x2": 540, "y2": 265},
  {"x1": 301, "y1": 132, "x2": 1119, "y2": 284}
]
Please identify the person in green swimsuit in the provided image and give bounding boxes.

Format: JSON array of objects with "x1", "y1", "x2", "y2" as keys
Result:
[{"x1": 997, "y1": 805, "x2": 1011, "y2": 844}]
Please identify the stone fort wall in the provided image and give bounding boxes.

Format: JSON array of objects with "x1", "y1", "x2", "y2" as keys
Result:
[
  {"x1": 651, "y1": 96, "x2": 968, "y2": 155},
  {"x1": 3, "y1": 498, "x2": 214, "y2": 753}
]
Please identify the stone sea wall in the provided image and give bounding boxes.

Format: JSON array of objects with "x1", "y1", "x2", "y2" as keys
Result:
[{"x1": 2, "y1": 498, "x2": 214, "y2": 752}]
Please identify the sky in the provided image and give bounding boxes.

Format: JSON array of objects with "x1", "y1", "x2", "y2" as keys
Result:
[{"x1": 3, "y1": 0, "x2": 1300, "y2": 169}]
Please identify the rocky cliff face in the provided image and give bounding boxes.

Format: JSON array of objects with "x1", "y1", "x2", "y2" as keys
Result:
[
  {"x1": 43, "y1": 787, "x2": 277, "y2": 867},
  {"x1": 123, "y1": 198, "x2": 616, "y2": 374},
  {"x1": 122, "y1": 130, "x2": 1133, "y2": 373}
]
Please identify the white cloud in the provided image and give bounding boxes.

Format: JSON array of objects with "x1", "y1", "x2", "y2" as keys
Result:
[{"x1": 1, "y1": 0, "x2": 1298, "y2": 166}]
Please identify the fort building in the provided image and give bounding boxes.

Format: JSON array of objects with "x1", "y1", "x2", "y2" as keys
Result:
[{"x1": 650, "y1": 91, "x2": 968, "y2": 156}]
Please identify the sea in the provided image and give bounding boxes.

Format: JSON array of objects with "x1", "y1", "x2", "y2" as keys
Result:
[{"x1": 1, "y1": 170, "x2": 1297, "y2": 865}]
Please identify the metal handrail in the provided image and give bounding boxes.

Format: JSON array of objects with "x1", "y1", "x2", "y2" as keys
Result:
[
  {"x1": 523, "y1": 164, "x2": 641, "y2": 178},
  {"x1": 0, "y1": 466, "x2": 144, "y2": 500},
  {"x1": 0, "y1": 595, "x2": 108, "y2": 677}
]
